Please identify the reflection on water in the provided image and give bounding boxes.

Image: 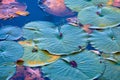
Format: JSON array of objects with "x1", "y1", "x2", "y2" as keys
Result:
[
  {"x1": 38, "y1": 0, "x2": 76, "y2": 17},
  {"x1": 0, "y1": 2, "x2": 28, "y2": 20}
]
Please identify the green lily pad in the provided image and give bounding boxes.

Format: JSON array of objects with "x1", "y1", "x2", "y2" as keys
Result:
[
  {"x1": 64, "y1": 0, "x2": 109, "y2": 12},
  {"x1": 42, "y1": 50, "x2": 105, "y2": 80},
  {"x1": 0, "y1": 63, "x2": 16, "y2": 80},
  {"x1": 78, "y1": 6, "x2": 120, "y2": 28},
  {"x1": 89, "y1": 27, "x2": 120, "y2": 54},
  {"x1": 36, "y1": 24, "x2": 88, "y2": 55},
  {"x1": 23, "y1": 21, "x2": 56, "y2": 40},
  {"x1": 99, "y1": 60, "x2": 120, "y2": 80},
  {"x1": 19, "y1": 41, "x2": 60, "y2": 67},
  {"x1": 0, "y1": 25, "x2": 22, "y2": 40},
  {"x1": 0, "y1": 41, "x2": 24, "y2": 63}
]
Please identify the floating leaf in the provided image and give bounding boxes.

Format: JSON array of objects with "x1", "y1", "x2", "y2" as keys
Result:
[
  {"x1": 78, "y1": 6, "x2": 120, "y2": 28},
  {"x1": 0, "y1": 63, "x2": 16, "y2": 80},
  {"x1": 0, "y1": 25, "x2": 22, "y2": 40},
  {"x1": 19, "y1": 41, "x2": 60, "y2": 67},
  {"x1": 99, "y1": 60, "x2": 120, "y2": 80},
  {"x1": 0, "y1": 41, "x2": 24, "y2": 63},
  {"x1": 23, "y1": 21, "x2": 56, "y2": 40},
  {"x1": 64, "y1": 0, "x2": 109, "y2": 12},
  {"x1": 36, "y1": 24, "x2": 88, "y2": 55},
  {"x1": 42, "y1": 50, "x2": 105, "y2": 80},
  {"x1": 89, "y1": 27, "x2": 120, "y2": 54}
]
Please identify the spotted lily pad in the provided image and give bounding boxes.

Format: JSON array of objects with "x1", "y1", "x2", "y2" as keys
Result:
[
  {"x1": 78, "y1": 6, "x2": 120, "y2": 28},
  {"x1": 89, "y1": 27, "x2": 120, "y2": 54},
  {"x1": 19, "y1": 41, "x2": 60, "y2": 67},
  {"x1": 0, "y1": 41, "x2": 24, "y2": 63},
  {"x1": 0, "y1": 25, "x2": 22, "y2": 40},
  {"x1": 36, "y1": 24, "x2": 88, "y2": 55},
  {"x1": 23, "y1": 21, "x2": 56, "y2": 40},
  {"x1": 64, "y1": 0, "x2": 109, "y2": 12},
  {"x1": 0, "y1": 63, "x2": 16, "y2": 80},
  {"x1": 42, "y1": 50, "x2": 105, "y2": 80}
]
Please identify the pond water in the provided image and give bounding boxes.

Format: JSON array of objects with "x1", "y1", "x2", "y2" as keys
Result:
[{"x1": 0, "y1": 0, "x2": 76, "y2": 27}]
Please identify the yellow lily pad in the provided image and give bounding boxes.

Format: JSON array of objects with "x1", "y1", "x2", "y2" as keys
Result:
[{"x1": 19, "y1": 41, "x2": 60, "y2": 67}]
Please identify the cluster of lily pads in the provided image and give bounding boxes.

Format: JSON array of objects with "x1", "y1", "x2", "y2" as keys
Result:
[{"x1": 0, "y1": 0, "x2": 120, "y2": 80}]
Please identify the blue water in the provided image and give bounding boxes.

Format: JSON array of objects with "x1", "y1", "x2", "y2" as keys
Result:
[
  {"x1": 0, "y1": 0, "x2": 77, "y2": 27},
  {"x1": 0, "y1": 0, "x2": 56, "y2": 27}
]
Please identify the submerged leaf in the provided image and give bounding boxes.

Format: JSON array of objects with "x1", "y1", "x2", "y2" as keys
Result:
[
  {"x1": 1, "y1": 0, "x2": 16, "y2": 4},
  {"x1": 42, "y1": 50, "x2": 105, "y2": 80},
  {"x1": 0, "y1": 2, "x2": 28, "y2": 20},
  {"x1": 113, "y1": 0, "x2": 120, "y2": 8},
  {"x1": 0, "y1": 41, "x2": 24, "y2": 63},
  {"x1": 38, "y1": 0, "x2": 75, "y2": 17},
  {"x1": 78, "y1": 6, "x2": 120, "y2": 28},
  {"x1": 23, "y1": 21, "x2": 56, "y2": 40},
  {"x1": 89, "y1": 27, "x2": 120, "y2": 54},
  {"x1": 64, "y1": 0, "x2": 109, "y2": 12},
  {"x1": 0, "y1": 25, "x2": 22, "y2": 40},
  {"x1": 10, "y1": 66, "x2": 45, "y2": 80},
  {"x1": 36, "y1": 24, "x2": 88, "y2": 55},
  {"x1": 19, "y1": 41, "x2": 60, "y2": 67}
]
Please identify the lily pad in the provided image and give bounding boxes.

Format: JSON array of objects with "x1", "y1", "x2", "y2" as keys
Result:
[
  {"x1": 89, "y1": 27, "x2": 120, "y2": 54},
  {"x1": 42, "y1": 50, "x2": 105, "y2": 80},
  {"x1": 78, "y1": 6, "x2": 120, "y2": 28},
  {"x1": 0, "y1": 64, "x2": 16, "y2": 80},
  {"x1": 23, "y1": 21, "x2": 56, "y2": 40},
  {"x1": 0, "y1": 41, "x2": 24, "y2": 63},
  {"x1": 99, "y1": 60, "x2": 120, "y2": 80},
  {"x1": 36, "y1": 24, "x2": 88, "y2": 55},
  {"x1": 19, "y1": 41, "x2": 60, "y2": 67},
  {"x1": 64, "y1": 0, "x2": 109, "y2": 12},
  {"x1": 0, "y1": 25, "x2": 22, "y2": 40}
]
